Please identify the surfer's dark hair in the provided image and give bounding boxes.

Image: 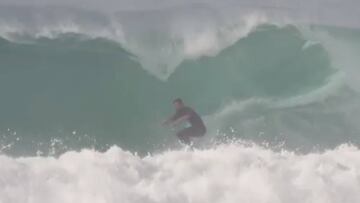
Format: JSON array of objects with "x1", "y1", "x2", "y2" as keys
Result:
[{"x1": 173, "y1": 98, "x2": 183, "y2": 104}]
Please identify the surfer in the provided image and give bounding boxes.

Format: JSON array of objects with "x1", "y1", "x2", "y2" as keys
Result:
[{"x1": 163, "y1": 98, "x2": 206, "y2": 144}]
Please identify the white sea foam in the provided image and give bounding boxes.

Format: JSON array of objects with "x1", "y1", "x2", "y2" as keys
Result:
[
  {"x1": 1, "y1": 144, "x2": 360, "y2": 203},
  {"x1": 112, "y1": 11, "x2": 268, "y2": 80}
]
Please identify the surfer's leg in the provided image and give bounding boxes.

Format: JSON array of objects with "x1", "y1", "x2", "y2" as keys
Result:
[{"x1": 177, "y1": 128, "x2": 192, "y2": 145}]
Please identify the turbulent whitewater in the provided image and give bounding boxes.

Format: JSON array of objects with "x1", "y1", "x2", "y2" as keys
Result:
[
  {"x1": 2, "y1": 144, "x2": 360, "y2": 203},
  {"x1": 1, "y1": 1, "x2": 360, "y2": 202}
]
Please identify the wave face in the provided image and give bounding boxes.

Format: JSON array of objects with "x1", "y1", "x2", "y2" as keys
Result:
[{"x1": 1, "y1": 22, "x2": 360, "y2": 155}]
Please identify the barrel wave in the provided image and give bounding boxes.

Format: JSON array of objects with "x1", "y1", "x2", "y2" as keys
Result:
[
  {"x1": 1, "y1": 24, "x2": 357, "y2": 155},
  {"x1": 1, "y1": 2, "x2": 360, "y2": 202}
]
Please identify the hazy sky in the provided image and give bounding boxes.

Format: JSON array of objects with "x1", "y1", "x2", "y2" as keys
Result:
[
  {"x1": 0, "y1": 0, "x2": 359, "y2": 27},
  {"x1": 0, "y1": 0, "x2": 359, "y2": 12}
]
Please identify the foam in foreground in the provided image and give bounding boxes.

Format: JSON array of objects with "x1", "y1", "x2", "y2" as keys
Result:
[{"x1": 1, "y1": 144, "x2": 360, "y2": 203}]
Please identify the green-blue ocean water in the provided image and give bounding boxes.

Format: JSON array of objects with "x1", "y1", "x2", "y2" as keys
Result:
[{"x1": 1, "y1": 24, "x2": 360, "y2": 156}]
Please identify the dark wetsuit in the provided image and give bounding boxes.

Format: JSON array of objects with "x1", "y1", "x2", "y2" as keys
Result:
[{"x1": 171, "y1": 106, "x2": 206, "y2": 144}]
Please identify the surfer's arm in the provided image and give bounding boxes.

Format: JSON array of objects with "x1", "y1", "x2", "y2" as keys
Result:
[
  {"x1": 162, "y1": 111, "x2": 180, "y2": 126},
  {"x1": 162, "y1": 115, "x2": 176, "y2": 126},
  {"x1": 171, "y1": 114, "x2": 190, "y2": 127},
  {"x1": 162, "y1": 114, "x2": 189, "y2": 126}
]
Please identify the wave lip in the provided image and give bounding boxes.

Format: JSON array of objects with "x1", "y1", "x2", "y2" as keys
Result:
[
  {"x1": 0, "y1": 5, "x2": 269, "y2": 80},
  {"x1": 1, "y1": 144, "x2": 360, "y2": 203}
]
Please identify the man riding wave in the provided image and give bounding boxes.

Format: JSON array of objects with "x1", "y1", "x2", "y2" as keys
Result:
[{"x1": 163, "y1": 98, "x2": 206, "y2": 144}]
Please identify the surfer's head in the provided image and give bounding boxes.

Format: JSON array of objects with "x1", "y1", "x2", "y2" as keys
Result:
[{"x1": 173, "y1": 98, "x2": 184, "y2": 110}]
